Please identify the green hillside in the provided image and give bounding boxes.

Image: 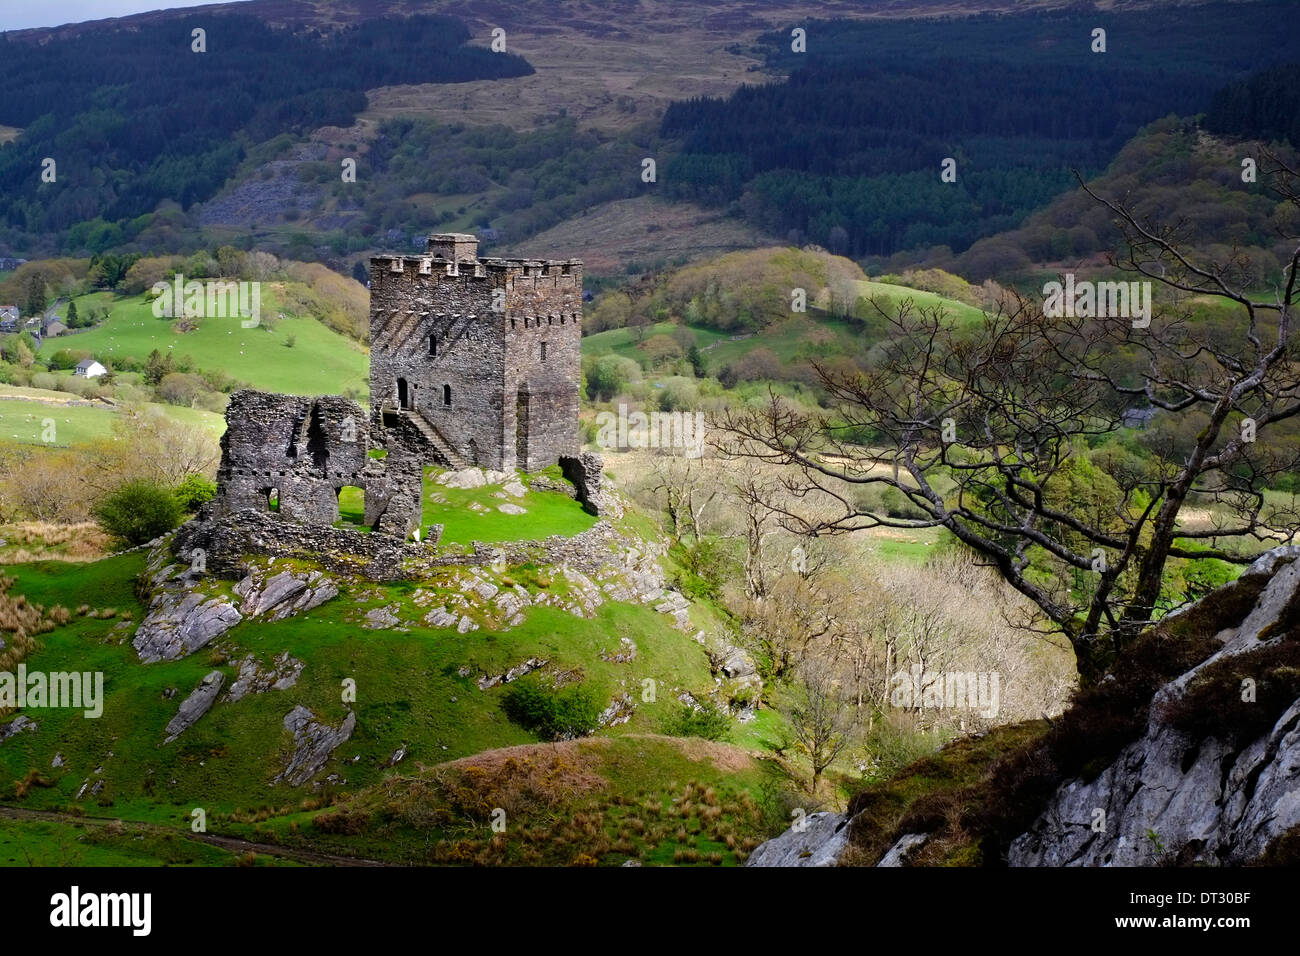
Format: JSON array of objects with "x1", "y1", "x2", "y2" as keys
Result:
[
  {"x1": 0, "y1": 388, "x2": 222, "y2": 446},
  {"x1": 0, "y1": 489, "x2": 770, "y2": 865},
  {"x1": 580, "y1": 278, "x2": 986, "y2": 375},
  {"x1": 41, "y1": 290, "x2": 369, "y2": 400}
]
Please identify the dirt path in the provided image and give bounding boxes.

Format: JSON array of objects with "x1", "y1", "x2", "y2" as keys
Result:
[{"x1": 0, "y1": 804, "x2": 393, "y2": 867}]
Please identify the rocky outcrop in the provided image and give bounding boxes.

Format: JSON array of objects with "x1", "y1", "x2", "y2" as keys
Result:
[
  {"x1": 225, "y1": 652, "x2": 304, "y2": 703},
  {"x1": 1009, "y1": 547, "x2": 1300, "y2": 866},
  {"x1": 133, "y1": 542, "x2": 243, "y2": 663},
  {"x1": 234, "y1": 568, "x2": 338, "y2": 620},
  {"x1": 163, "y1": 671, "x2": 225, "y2": 743},
  {"x1": 0, "y1": 715, "x2": 37, "y2": 744},
  {"x1": 746, "y1": 811, "x2": 850, "y2": 867},
  {"x1": 750, "y1": 545, "x2": 1300, "y2": 868},
  {"x1": 878, "y1": 832, "x2": 929, "y2": 866},
  {"x1": 134, "y1": 590, "x2": 243, "y2": 663},
  {"x1": 275, "y1": 706, "x2": 356, "y2": 787},
  {"x1": 477, "y1": 657, "x2": 548, "y2": 691}
]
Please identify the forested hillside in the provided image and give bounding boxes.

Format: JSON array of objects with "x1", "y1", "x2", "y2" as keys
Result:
[
  {"x1": 0, "y1": 14, "x2": 531, "y2": 252},
  {"x1": 660, "y1": 2, "x2": 1300, "y2": 257}
]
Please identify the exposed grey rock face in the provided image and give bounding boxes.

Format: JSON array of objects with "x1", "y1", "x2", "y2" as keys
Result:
[
  {"x1": 477, "y1": 657, "x2": 548, "y2": 691},
  {"x1": 746, "y1": 812, "x2": 849, "y2": 867},
  {"x1": 720, "y1": 647, "x2": 757, "y2": 679},
  {"x1": 1010, "y1": 548, "x2": 1300, "y2": 866},
  {"x1": 560, "y1": 452, "x2": 620, "y2": 517},
  {"x1": 275, "y1": 706, "x2": 356, "y2": 787},
  {"x1": 134, "y1": 590, "x2": 243, "y2": 663},
  {"x1": 163, "y1": 671, "x2": 225, "y2": 743},
  {"x1": 225, "y1": 652, "x2": 304, "y2": 703},
  {"x1": 597, "y1": 693, "x2": 635, "y2": 728},
  {"x1": 234, "y1": 568, "x2": 338, "y2": 621},
  {"x1": 0, "y1": 715, "x2": 37, "y2": 744},
  {"x1": 364, "y1": 605, "x2": 402, "y2": 629},
  {"x1": 878, "y1": 833, "x2": 929, "y2": 867}
]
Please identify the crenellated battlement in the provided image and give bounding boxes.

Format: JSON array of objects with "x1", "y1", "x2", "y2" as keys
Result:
[{"x1": 371, "y1": 254, "x2": 583, "y2": 284}]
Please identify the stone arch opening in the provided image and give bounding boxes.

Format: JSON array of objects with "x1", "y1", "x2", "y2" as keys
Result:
[
  {"x1": 397, "y1": 377, "x2": 410, "y2": 410},
  {"x1": 337, "y1": 485, "x2": 366, "y2": 526}
]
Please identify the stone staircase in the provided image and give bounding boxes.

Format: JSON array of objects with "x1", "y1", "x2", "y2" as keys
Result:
[{"x1": 399, "y1": 408, "x2": 469, "y2": 469}]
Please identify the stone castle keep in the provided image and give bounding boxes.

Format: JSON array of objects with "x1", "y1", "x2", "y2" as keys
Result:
[
  {"x1": 207, "y1": 234, "x2": 589, "y2": 539},
  {"x1": 370, "y1": 232, "x2": 582, "y2": 472}
]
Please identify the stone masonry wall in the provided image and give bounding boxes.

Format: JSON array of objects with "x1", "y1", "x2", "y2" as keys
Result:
[
  {"x1": 212, "y1": 390, "x2": 419, "y2": 536},
  {"x1": 369, "y1": 233, "x2": 582, "y2": 471},
  {"x1": 503, "y1": 258, "x2": 583, "y2": 471},
  {"x1": 369, "y1": 252, "x2": 506, "y2": 468}
]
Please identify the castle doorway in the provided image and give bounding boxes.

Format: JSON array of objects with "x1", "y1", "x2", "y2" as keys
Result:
[
  {"x1": 397, "y1": 377, "x2": 410, "y2": 410},
  {"x1": 515, "y1": 388, "x2": 529, "y2": 468},
  {"x1": 337, "y1": 485, "x2": 366, "y2": 526}
]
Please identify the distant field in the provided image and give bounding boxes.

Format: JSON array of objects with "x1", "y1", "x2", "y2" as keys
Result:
[
  {"x1": 0, "y1": 387, "x2": 223, "y2": 446},
  {"x1": 0, "y1": 398, "x2": 113, "y2": 446},
  {"x1": 848, "y1": 281, "x2": 988, "y2": 326},
  {"x1": 582, "y1": 322, "x2": 727, "y2": 361},
  {"x1": 581, "y1": 283, "x2": 986, "y2": 374},
  {"x1": 41, "y1": 289, "x2": 368, "y2": 399}
]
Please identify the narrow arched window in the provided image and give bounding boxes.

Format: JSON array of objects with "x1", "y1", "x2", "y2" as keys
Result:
[{"x1": 443, "y1": 384, "x2": 452, "y2": 406}]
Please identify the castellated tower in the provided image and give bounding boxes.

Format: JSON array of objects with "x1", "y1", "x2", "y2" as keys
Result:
[{"x1": 369, "y1": 233, "x2": 583, "y2": 472}]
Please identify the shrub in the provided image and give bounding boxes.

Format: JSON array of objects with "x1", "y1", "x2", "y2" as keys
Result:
[
  {"x1": 501, "y1": 677, "x2": 601, "y2": 741},
  {"x1": 173, "y1": 473, "x2": 217, "y2": 511},
  {"x1": 93, "y1": 479, "x2": 183, "y2": 547},
  {"x1": 585, "y1": 354, "x2": 640, "y2": 401},
  {"x1": 661, "y1": 701, "x2": 732, "y2": 742}
]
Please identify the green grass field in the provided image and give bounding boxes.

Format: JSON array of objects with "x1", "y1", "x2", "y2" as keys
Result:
[
  {"x1": 0, "y1": 389, "x2": 223, "y2": 446},
  {"x1": 41, "y1": 289, "x2": 368, "y2": 398},
  {"x1": 420, "y1": 467, "x2": 600, "y2": 545},
  {"x1": 847, "y1": 280, "x2": 987, "y2": 326},
  {"x1": 581, "y1": 281, "x2": 984, "y2": 376},
  {"x1": 0, "y1": 816, "x2": 283, "y2": 866}
]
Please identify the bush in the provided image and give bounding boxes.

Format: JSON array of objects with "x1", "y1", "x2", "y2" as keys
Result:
[
  {"x1": 93, "y1": 479, "x2": 183, "y2": 547},
  {"x1": 661, "y1": 701, "x2": 732, "y2": 741},
  {"x1": 585, "y1": 354, "x2": 641, "y2": 401},
  {"x1": 173, "y1": 474, "x2": 217, "y2": 512},
  {"x1": 500, "y1": 677, "x2": 601, "y2": 741}
]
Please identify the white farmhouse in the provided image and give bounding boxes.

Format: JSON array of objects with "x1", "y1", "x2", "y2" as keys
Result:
[{"x1": 74, "y1": 358, "x2": 107, "y2": 379}]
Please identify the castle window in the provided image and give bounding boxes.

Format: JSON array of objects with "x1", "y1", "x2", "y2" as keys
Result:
[
  {"x1": 429, "y1": 334, "x2": 437, "y2": 357},
  {"x1": 560, "y1": 314, "x2": 566, "y2": 324},
  {"x1": 510, "y1": 317, "x2": 516, "y2": 329},
  {"x1": 443, "y1": 384, "x2": 452, "y2": 406},
  {"x1": 541, "y1": 341, "x2": 547, "y2": 362},
  {"x1": 547, "y1": 315, "x2": 553, "y2": 325}
]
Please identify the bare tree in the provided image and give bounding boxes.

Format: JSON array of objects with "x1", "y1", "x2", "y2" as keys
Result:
[
  {"x1": 716, "y1": 157, "x2": 1300, "y2": 679},
  {"x1": 643, "y1": 454, "x2": 719, "y2": 545},
  {"x1": 782, "y1": 656, "x2": 858, "y2": 793}
]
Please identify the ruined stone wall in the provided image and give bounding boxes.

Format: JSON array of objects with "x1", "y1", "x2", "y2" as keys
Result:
[
  {"x1": 212, "y1": 390, "x2": 419, "y2": 536},
  {"x1": 212, "y1": 390, "x2": 370, "y2": 525},
  {"x1": 176, "y1": 508, "x2": 621, "y2": 582}
]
